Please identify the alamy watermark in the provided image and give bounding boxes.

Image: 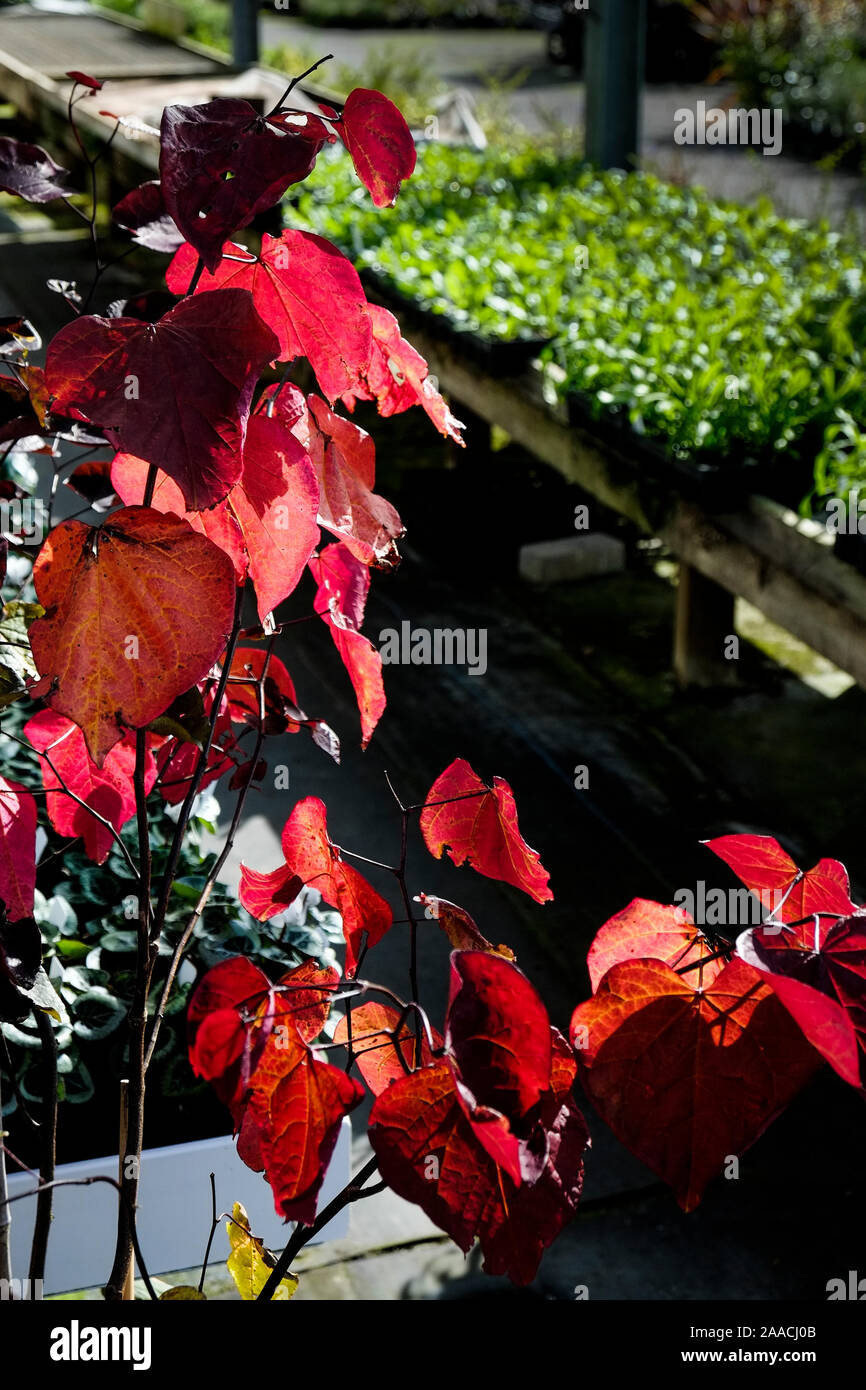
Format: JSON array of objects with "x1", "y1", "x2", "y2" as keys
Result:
[
  {"x1": 825, "y1": 489, "x2": 866, "y2": 534},
  {"x1": 50, "y1": 1320, "x2": 152, "y2": 1370},
  {"x1": 0, "y1": 498, "x2": 47, "y2": 543},
  {"x1": 673, "y1": 882, "x2": 786, "y2": 929},
  {"x1": 1, "y1": 1277, "x2": 43, "y2": 1299},
  {"x1": 827, "y1": 1270, "x2": 866, "y2": 1300},
  {"x1": 674, "y1": 101, "x2": 782, "y2": 157},
  {"x1": 378, "y1": 621, "x2": 487, "y2": 677}
]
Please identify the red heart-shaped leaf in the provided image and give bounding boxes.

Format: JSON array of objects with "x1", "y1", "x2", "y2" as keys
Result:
[
  {"x1": 46, "y1": 290, "x2": 279, "y2": 511},
  {"x1": 309, "y1": 542, "x2": 385, "y2": 749},
  {"x1": 736, "y1": 913, "x2": 866, "y2": 1090},
  {"x1": 331, "y1": 89, "x2": 416, "y2": 208},
  {"x1": 167, "y1": 232, "x2": 372, "y2": 403},
  {"x1": 342, "y1": 305, "x2": 464, "y2": 444},
  {"x1": 30, "y1": 508, "x2": 236, "y2": 764},
  {"x1": 420, "y1": 758, "x2": 552, "y2": 904},
  {"x1": 571, "y1": 955, "x2": 821, "y2": 1211},
  {"x1": 587, "y1": 898, "x2": 724, "y2": 993},
  {"x1": 704, "y1": 834, "x2": 857, "y2": 923}
]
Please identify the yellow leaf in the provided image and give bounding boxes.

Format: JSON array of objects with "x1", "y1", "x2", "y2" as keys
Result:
[
  {"x1": 226, "y1": 1201, "x2": 298, "y2": 1301},
  {"x1": 159, "y1": 1285, "x2": 207, "y2": 1300}
]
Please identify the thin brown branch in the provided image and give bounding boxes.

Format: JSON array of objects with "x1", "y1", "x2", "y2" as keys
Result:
[
  {"x1": 27, "y1": 1006, "x2": 57, "y2": 1284},
  {"x1": 256, "y1": 1156, "x2": 380, "y2": 1301}
]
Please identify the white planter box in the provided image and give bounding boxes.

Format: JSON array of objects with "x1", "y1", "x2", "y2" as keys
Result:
[{"x1": 7, "y1": 1119, "x2": 352, "y2": 1295}]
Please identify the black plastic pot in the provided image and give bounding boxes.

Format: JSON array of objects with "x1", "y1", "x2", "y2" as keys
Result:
[{"x1": 564, "y1": 389, "x2": 764, "y2": 512}]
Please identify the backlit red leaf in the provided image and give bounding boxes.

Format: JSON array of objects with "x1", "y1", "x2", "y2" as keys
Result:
[
  {"x1": 0, "y1": 776, "x2": 36, "y2": 919},
  {"x1": 586, "y1": 898, "x2": 724, "y2": 993},
  {"x1": 309, "y1": 542, "x2": 385, "y2": 749},
  {"x1": 155, "y1": 687, "x2": 235, "y2": 806},
  {"x1": 239, "y1": 796, "x2": 392, "y2": 973},
  {"x1": 369, "y1": 1033, "x2": 588, "y2": 1284},
  {"x1": 333, "y1": 1001, "x2": 442, "y2": 1095},
  {"x1": 112, "y1": 409, "x2": 319, "y2": 618},
  {"x1": 417, "y1": 893, "x2": 516, "y2": 960},
  {"x1": 342, "y1": 305, "x2": 464, "y2": 445},
  {"x1": 229, "y1": 406, "x2": 320, "y2": 619},
  {"x1": 45, "y1": 290, "x2": 279, "y2": 511},
  {"x1": 25, "y1": 710, "x2": 156, "y2": 864},
  {"x1": 226, "y1": 645, "x2": 299, "y2": 731},
  {"x1": 296, "y1": 393, "x2": 404, "y2": 569},
  {"x1": 29, "y1": 507, "x2": 236, "y2": 765},
  {"x1": 446, "y1": 951, "x2": 551, "y2": 1183},
  {"x1": 238, "y1": 863, "x2": 304, "y2": 921},
  {"x1": 110, "y1": 453, "x2": 247, "y2": 582},
  {"x1": 188, "y1": 955, "x2": 339, "y2": 1118},
  {"x1": 420, "y1": 758, "x2": 552, "y2": 904},
  {"x1": 188, "y1": 955, "x2": 276, "y2": 1111},
  {"x1": 736, "y1": 913, "x2": 866, "y2": 1090},
  {"x1": 167, "y1": 232, "x2": 372, "y2": 403},
  {"x1": 331, "y1": 88, "x2": 416, "y2": 208},
  {"x1": 704, "y1": 833, "x2": 857, "y2": 923},
  {"x1": 240, "y1": 1023, "x2": 363, "y2": 1224},
  {"x1": 571, "y1": 955, "x2": 821, "y2": 1211},
  {"x1": 278, "y1": 959, "x2": 340, "y2": 1045}
]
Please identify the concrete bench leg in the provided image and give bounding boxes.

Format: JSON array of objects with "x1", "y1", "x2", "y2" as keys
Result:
[{"x1": 674, "y1": 563, "x2": 739, "y2": 688}]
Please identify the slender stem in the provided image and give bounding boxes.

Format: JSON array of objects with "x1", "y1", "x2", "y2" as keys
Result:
[
  {"x1": 141, "y1": 461, "x2": 158, "y2": 510},
  {"x1": 105, "y1": 677, "x2": 156, "y2": 1297},
  {"x1": 267, "y1": 54, "x2": 334, "y2": 118},
  {"x1": 760, "y1": 869, "x2": 804, "y2": 924},
  {"x1": 0, "y1": 1070, "x2": 11, "y2": 1286},
  {"x1": 152, "y1": 587, "x2": 244, "y2": 936},
  {"x1": 186, "y1": 256, "x2": 205, "y2": 297},
  {"x1": 134, "y1": 730, "x2": 152, "y2": 935},
  {"x1": 66, "y1": 87, "x2": 109, "y2": 317},
  {"x1": 256, "y1": 1156, "x2": 380, "y2": 1301},
  {"x1": 144, "y1": 630, "x2": 276, "y2": 1069},
  {"x1": 676, "y1": 946, "x2": 733, "y2": 976},
  {"x1": 104, "y1": 954, "x2": 154, "y2": 1297},
  {"x1": 338, "y1": 846, "x2": 397, "y2": 874},
  {"x1": 197, "y1": 1172, "x2": 218, "y2": 1294},
  {"x1": 27, "y1": 1008, "x2": 57, "y2": 1284},
  {"x1": 405, "y1": 789, "x2": 491, "y2": 813},
  {"x1": 2, "y1": 1174, "x2": 158, "y2": 1300},
  {"x1": 396, "y1": 805, "x2": 421, "y2": 1054}
]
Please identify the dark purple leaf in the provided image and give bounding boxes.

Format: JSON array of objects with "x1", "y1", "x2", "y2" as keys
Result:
[
  {"x1": 159, "y1": 99, "x2": 333, "y2": 272},
  {"x1": 0, "y1": 137, "x2": 71, "y2": 203},
  {"x1": 112, "y1": 180, "x2": 183, "y2": 253}
]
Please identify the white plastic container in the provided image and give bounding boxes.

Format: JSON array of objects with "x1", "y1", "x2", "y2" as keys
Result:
[{"x1": 6, "y1": 1119, "x2": 351, "y2": 1295}]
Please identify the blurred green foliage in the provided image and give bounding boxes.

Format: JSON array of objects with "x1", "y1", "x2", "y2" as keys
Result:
[
  {"x1": 293, "y1": 0, "x2": 535, "y2": 25},
  {"x1": 718, "y1": 0, "x2": 866, "y2": 165},
  {"x1": 293, "y1": 141, "x2": 866, "y2": 494}
]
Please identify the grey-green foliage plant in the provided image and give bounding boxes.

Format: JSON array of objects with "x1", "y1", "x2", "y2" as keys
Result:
[{"x1": 0, "y1": 595, "x2": 343, "y2": 1130}]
